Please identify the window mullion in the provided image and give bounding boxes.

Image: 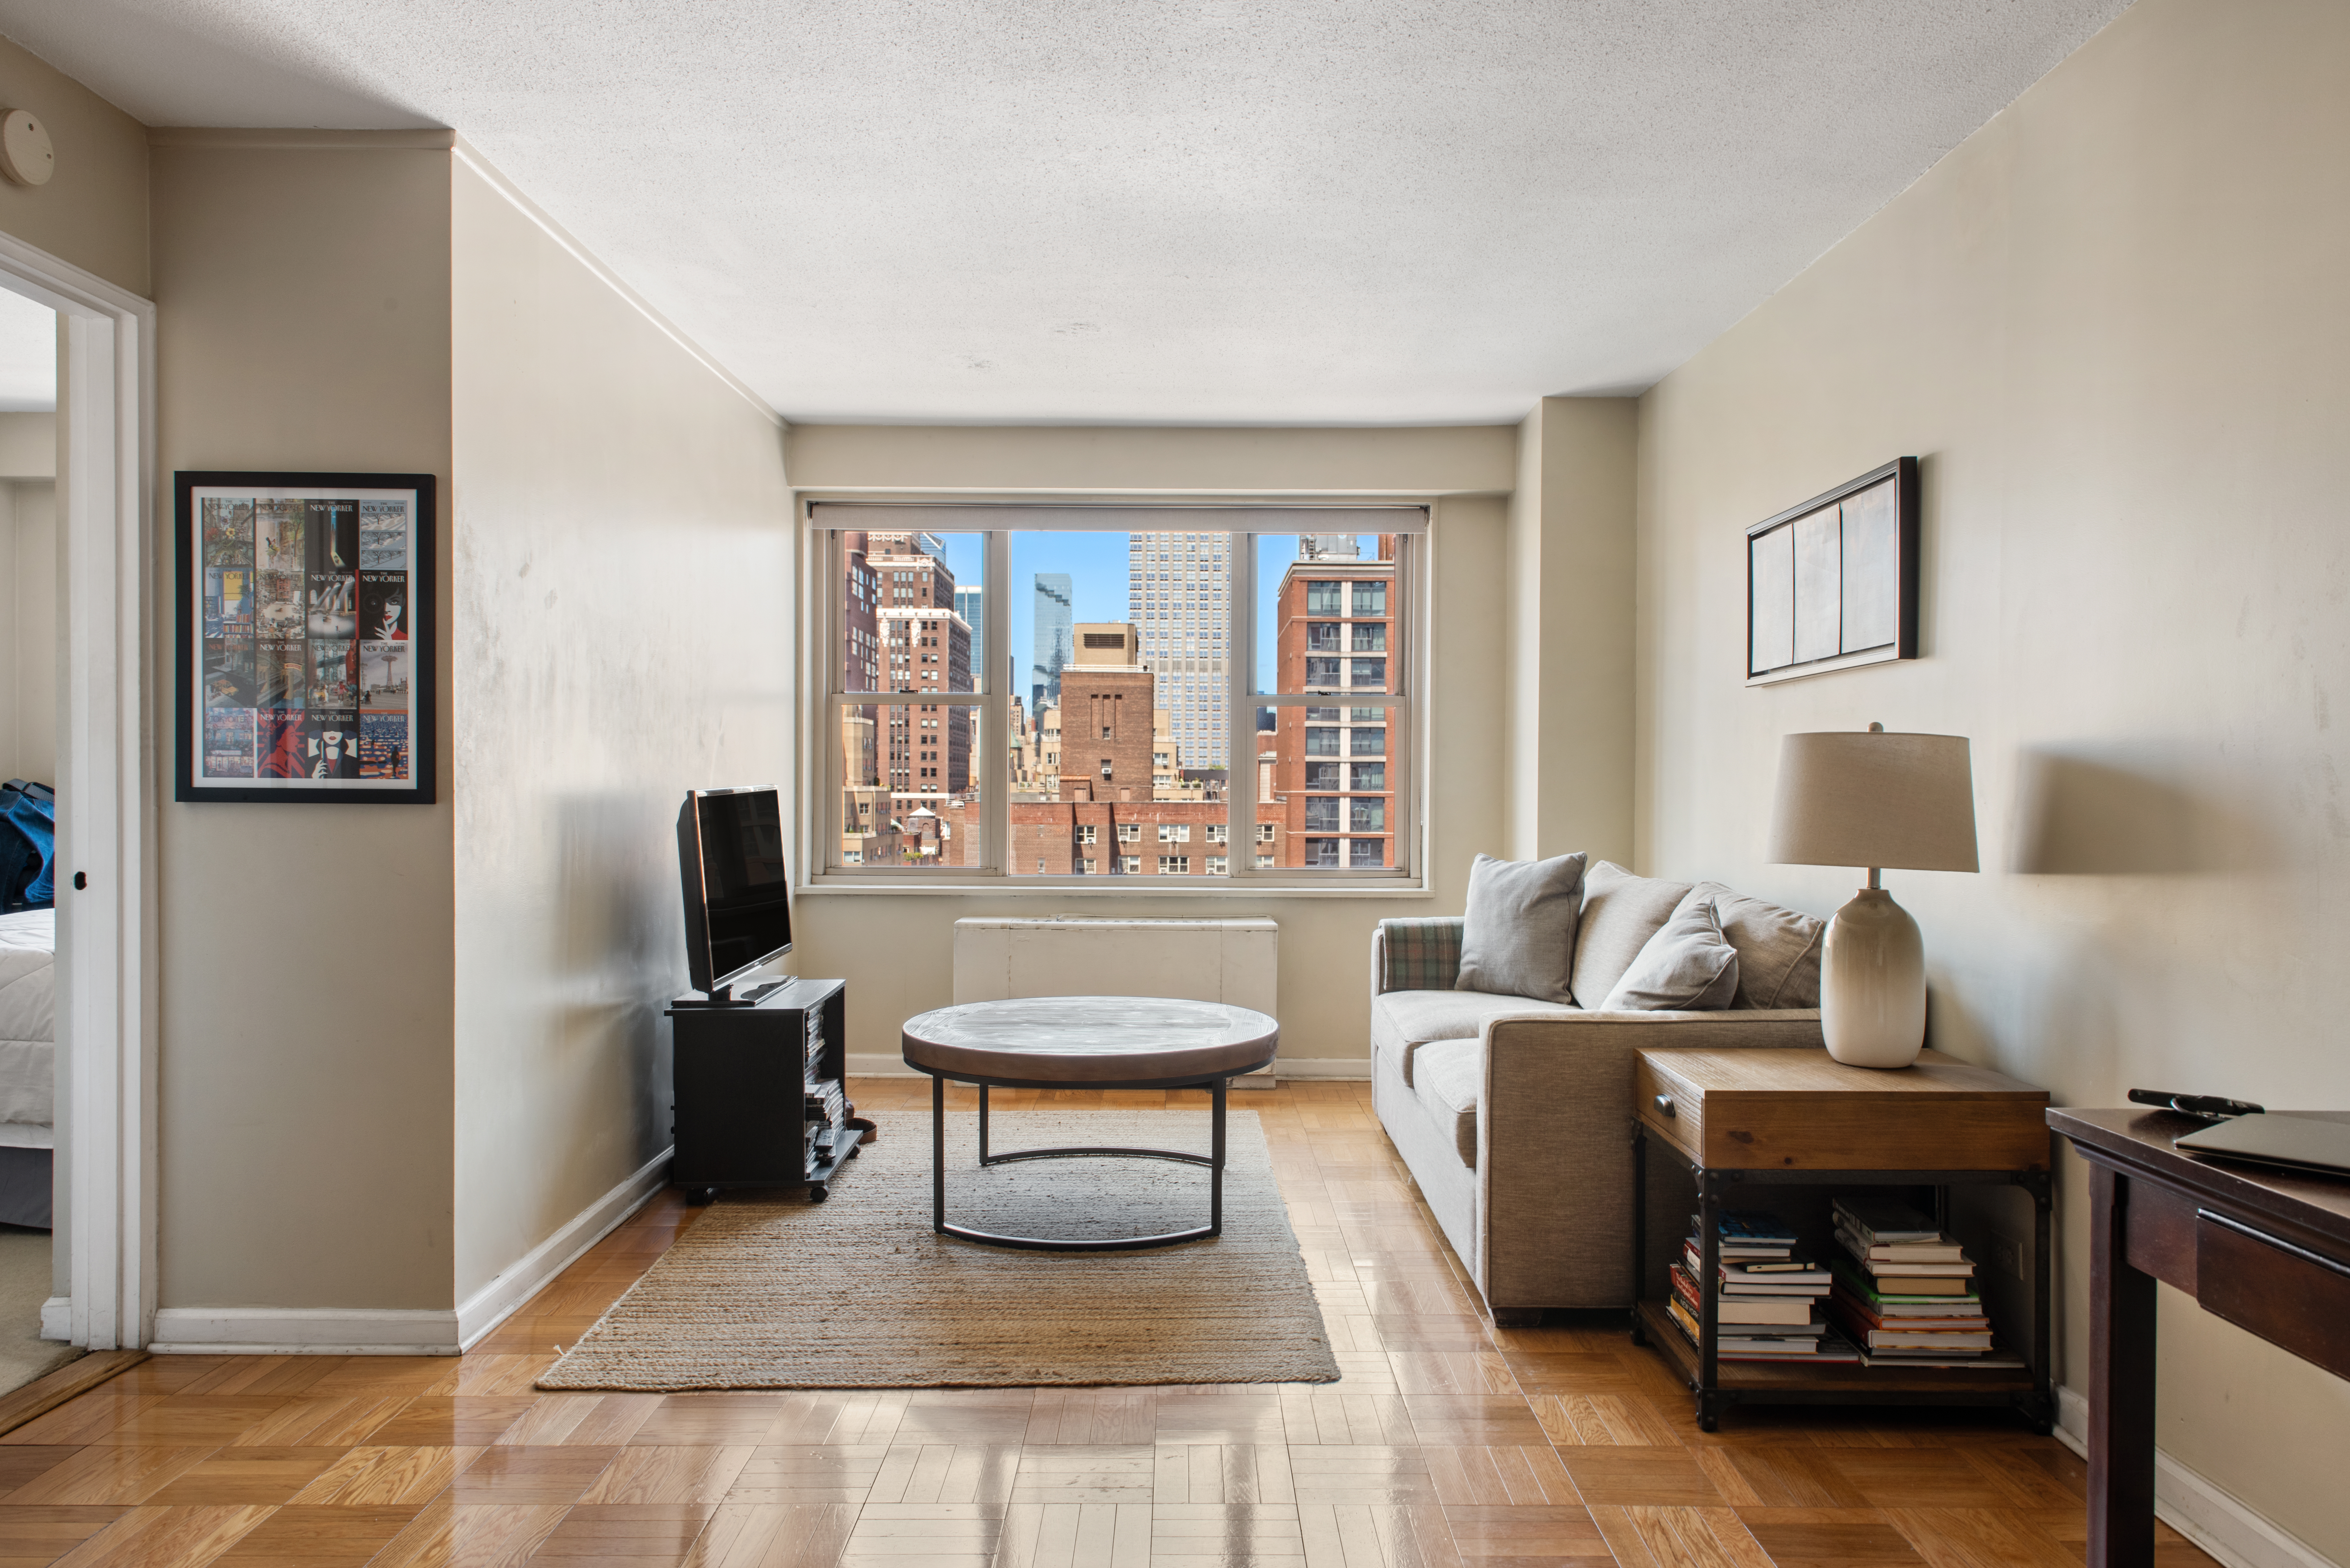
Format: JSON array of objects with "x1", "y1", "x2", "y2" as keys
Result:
[
  {"x1": 982, "y1": 530, "x2": 1010, "y2": 876},
  {"x1": 1230, "y1": 532, "x2": 1259, "y2": 878}
]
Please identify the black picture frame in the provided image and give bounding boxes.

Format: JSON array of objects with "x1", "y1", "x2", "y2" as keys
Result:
[
  {"x1": 1745, "y1": 456, "x2": 1919, "y2": 685},
  {"x1": 174, "y1": 470, "x2": 436, "y2": 803}
]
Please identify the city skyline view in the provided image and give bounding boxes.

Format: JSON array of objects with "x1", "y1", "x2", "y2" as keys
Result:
[{"x1": 930, "y1": 531, "x2": 1342, "y2": 698}]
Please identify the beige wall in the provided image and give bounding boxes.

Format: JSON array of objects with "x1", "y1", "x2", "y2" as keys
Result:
[
  {"x1": 448, "y1": 157, "x2": 793, "y2": 1304},
  {"x1": 0, "y1": 478, "x2": 55, "y2": 782},
  {"x1": 151, "y1": 136, "x2": 457, "y2": 1309},
  {"x1": 786, "y1": 425, "x2": 1511, "y2": 1066},
  {"x1": 1634, "y1": 0, "x2": 2349, "y2": 1554},
  {"x1": 1504, "y1": 398, "x2": 1637, "y2": 864},
  {"x1": 0, "y1": 35, "x2": 148, "y2": 297}
]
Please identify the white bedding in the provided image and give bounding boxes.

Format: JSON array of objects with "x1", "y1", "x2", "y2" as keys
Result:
[{"x1": 0, "y1": 908, "x2": 55, "y2": 1129}]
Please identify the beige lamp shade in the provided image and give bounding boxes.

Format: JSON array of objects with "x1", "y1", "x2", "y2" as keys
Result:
[{"x1": 1769, "y1": 729, "x2": 1979, "y2": 872}]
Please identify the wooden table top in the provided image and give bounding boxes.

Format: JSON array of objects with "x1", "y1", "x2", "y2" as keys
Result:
[
  {"x1": 2048, "y1": 1107, "x2": 2350, "y2": 1247},
  {"x1": 901, "y1": 996, "x2": 1279, "y2": 1085},
  {"x1": 1636, "y1": 1047, "x2": 2051, "y2": 1172}
]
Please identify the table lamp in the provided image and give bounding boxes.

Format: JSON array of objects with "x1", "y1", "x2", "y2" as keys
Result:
[{"x1": 1768, "y1": 723, "x2": 1978, "y2": 1068}]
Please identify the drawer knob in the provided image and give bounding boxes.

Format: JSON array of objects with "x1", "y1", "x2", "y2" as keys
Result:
[{"x1": 1654, "y1": 1094, "x2": 1676, "y2": 1118}]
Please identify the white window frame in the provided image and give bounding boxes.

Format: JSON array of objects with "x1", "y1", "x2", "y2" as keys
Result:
[{"x1": 803, "y1": 501, "x2": 1425, "y2": 892}]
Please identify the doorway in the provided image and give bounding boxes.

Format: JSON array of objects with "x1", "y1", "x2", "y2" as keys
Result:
[
  {"x1": 0, "y1": 282, "x2": 65, "y2": 1391},
  {"x1": 0, "y1": 229, "x2": 155, "y2": 1356}
]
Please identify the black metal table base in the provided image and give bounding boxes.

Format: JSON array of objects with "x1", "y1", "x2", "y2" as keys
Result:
[{"x1": 929, "y1": 1074, "x2": 1227, "y2": 1251}]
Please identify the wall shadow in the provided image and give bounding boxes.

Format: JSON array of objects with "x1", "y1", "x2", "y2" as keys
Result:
[{"x1": 2010, "y1": 746, "x2": 2272, "y2": 877}]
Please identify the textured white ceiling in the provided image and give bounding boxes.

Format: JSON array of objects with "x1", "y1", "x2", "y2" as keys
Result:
[{"x1": 0, "y1": 1, "x2": 2129, "y2": 424}]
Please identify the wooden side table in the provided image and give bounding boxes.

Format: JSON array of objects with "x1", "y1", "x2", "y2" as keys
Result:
[{"x1": 1631, "y1": 1046, "x2": 2054, "y2": 1431}]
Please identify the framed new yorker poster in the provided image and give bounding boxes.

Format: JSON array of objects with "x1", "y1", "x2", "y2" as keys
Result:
[{"x1": 174, "y1": 471, "x2": 436, "y2": 803}]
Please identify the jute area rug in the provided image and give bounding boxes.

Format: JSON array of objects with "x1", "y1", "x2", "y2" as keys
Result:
[{"x1": 540, "y1": 1108, "x2": 1338, "y2": 1391}]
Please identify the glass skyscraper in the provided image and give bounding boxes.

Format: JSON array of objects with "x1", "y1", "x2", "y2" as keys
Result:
[{"x1": 1031, "y1": 573, "x2": 1073, "y2": 710}]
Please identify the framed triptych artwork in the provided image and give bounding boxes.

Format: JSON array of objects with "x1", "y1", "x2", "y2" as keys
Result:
[
  {"x1": 174, "y1": 471, "x2": 436, "y2": 803},
  {"x1": 1746, "y1": 456, "x2": 1919, "y2": 685}
]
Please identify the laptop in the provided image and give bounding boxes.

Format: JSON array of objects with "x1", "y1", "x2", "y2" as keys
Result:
[{"x1": 2174, "y1": 1112, "x2": 2350, "y2": 1180}]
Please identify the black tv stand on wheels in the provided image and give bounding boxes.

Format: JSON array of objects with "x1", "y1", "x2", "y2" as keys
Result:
[{"x1": 667, "y1": 977, "x2": 863, "y2": 1204}]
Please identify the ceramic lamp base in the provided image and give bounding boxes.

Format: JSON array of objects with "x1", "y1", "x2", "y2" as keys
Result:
[{"x1": 1821, "y1": 887, "x2": 1925, "y2": 1069}]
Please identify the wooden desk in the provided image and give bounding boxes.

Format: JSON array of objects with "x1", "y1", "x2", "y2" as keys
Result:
[
  {"x1": 2049, "y1": 1109, "x2": 2350, "y2": 1568},
  {"x1": 1633, "y1": 1047, "x2": 2053, "y2": 1432}
]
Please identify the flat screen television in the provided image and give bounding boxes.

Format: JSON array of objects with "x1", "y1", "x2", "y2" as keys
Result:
[{"x1": 677, "y1": 787, "x2": 792, "y2": 1000}]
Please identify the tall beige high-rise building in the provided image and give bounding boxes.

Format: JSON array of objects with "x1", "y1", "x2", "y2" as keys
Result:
[{"x1": 1126, "y1": 531, "x2": 1232, "y2": 773}]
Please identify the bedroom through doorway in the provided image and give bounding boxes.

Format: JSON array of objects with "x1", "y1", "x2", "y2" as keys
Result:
[{"x1": 0, "y1": 282, "x2": 68, "y2": 1395}]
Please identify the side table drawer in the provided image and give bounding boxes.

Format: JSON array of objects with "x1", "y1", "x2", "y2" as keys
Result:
[{"x1": 2197, "y1": 1210, "x2": 2350, "y2": 1380}]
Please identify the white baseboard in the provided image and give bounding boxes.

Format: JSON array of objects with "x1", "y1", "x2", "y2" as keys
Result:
[
  {"x1": 148, "y1": 1147, "x2": 673, "y2": 1358},
  {"x1": 2055, "y1": 1385, "x2": 2339, "y2": 1568},
  {"x1": 149, "y1": 1307, "x2": 462, "y2": 1356},
  {"x1": 455, "y1": 1146, "x2": 672, "y2": 1350},
  {"x1": 40, "y1": 1295, "x2": 69, "y2": 1343},
  {"x1": 844, "y1": 1053, "x2": 1370, "y2": 1083}
]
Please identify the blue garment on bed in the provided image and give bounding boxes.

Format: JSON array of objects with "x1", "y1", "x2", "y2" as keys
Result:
[{"x1": 1, "y1": 783, "x2": 53, "y2": 909}]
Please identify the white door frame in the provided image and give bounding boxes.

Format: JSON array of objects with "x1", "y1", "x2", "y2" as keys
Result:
[{"x1": 0, "y1": 232, "x2": 156, "y2": 1351}]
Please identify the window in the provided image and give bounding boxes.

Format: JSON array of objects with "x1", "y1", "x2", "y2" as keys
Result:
[
  {"x1": 1350, "y1": 839, "x2": 1385, "y2": 868},
  {"x1": 1206, "y1": 855, "x2": 1228, "y2": 875},
  {"x1": 817, "y1": 509, "x2": 1417, "y2": 881},
  {"x1": 1159, "y1": 855, "x2": 1189, "y2": 873},
  {"x1": 1349, "y1": 798, "x2": 1385, "y2": 832}
]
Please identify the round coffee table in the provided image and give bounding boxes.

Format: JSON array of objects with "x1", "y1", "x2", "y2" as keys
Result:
[{"x1": 901, "y1": 996, "x2": 1279, "y2": 1251}]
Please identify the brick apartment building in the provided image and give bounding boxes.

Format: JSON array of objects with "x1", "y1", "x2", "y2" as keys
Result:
[
  {"x1": 1269, "y1": 535, "x2": 1397, "y2": 868},
  {"x1": 836, "y1": 529, "x2": 974, "y2": 865}
]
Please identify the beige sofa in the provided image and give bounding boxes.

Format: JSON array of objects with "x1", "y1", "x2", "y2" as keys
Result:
[{"x1": 1369, "y1": 862, "x2": 1827, "y2": 1323}]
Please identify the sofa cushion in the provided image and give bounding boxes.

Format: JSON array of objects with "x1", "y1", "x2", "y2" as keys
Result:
[
  {"x1": 1601, "y1": 896, "x2": 1740, "y2": 1011},
  {"x1": 1372, "y1": 988, "x2": 1579, "y2": 1085},
  {"x1": 1687, "y1": 882, "x2": 1826, "y2": 1009},
  {"x1": 1569, "y1": 861, "x2": 1694, "y2": 1007},
  {"x1": 1457, "y1": 851, "x2": 1587, "y2": 1005},
  {"x1": 1412, "y1": 1037, "x2": 1481, "y2": 1168}
]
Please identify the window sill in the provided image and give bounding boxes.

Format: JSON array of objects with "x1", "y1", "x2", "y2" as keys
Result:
[{"x1": 800, "y1": 877, "x2": 1435, "y2": 899}]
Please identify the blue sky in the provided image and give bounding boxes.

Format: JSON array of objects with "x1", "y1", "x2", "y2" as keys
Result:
[{"x1": 938, "y1": 532, "x2": 1366, "y2": 698}]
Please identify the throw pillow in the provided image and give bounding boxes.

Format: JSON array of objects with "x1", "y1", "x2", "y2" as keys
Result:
[
  {"x1": 1456, "y1": 851, "x2": 1588, "y2": 1005},
  {"x1": 1568, "y1": 860, "x2": 1694, "y2": 1006},
  {"x1": 1600, "y1": 896, "x2": 1740, "y2": 1011},
  {"x1": 1687, "y1": 881, "x2": 1826, "y2": 1009}
]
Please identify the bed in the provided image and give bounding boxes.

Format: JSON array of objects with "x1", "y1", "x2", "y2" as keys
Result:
[{"x1": 0, "y1": 909, "x2": 54, "y2": 1229}]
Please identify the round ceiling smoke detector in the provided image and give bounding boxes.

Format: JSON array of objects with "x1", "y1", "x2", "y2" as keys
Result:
[{"x1": 1, "y1": 111, "x2": 54, "y2": 187}]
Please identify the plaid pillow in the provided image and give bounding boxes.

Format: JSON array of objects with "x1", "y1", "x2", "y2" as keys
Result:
[{"x1": 1379, "y1": 917, "x2": 1464, "y2": 992}]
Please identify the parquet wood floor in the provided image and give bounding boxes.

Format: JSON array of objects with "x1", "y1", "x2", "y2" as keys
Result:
[{"x1": 0, "y1": 1080, "x2": 2214, "y2": 1567}]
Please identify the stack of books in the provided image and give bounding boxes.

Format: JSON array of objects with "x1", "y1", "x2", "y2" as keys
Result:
[
  {"x1": 1666, "y1": 1209, "x2": 1859, "y2": 1363},
  {"x1": 1824, "y1": 1198, "x2": 2022, "y2": 1369}
]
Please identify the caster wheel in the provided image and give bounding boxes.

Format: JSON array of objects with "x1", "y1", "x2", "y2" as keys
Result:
[
  {"x1": 1699, "y1": 1416, "x2": 1718, "y2": 1433},
  {"x1": 808, "y1": 1185, "x2": 830, "y2": 1203},
  {"x1": 847, "y1": 1143, "x2": 861, "y2": 1158},
  {"x1": 687, "y1": 1187, "x2": 718, "y2": 1206}
]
